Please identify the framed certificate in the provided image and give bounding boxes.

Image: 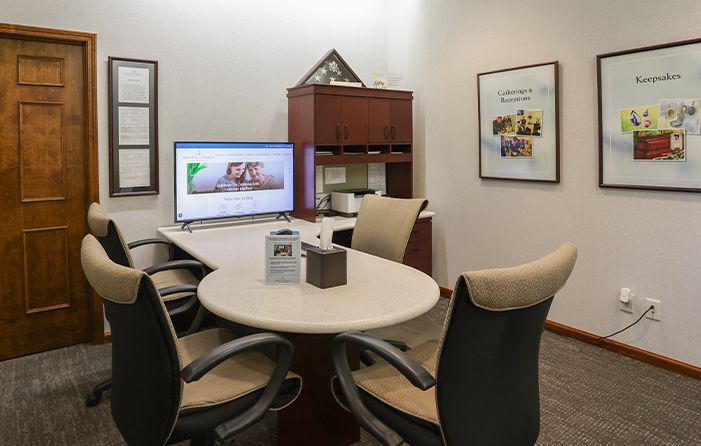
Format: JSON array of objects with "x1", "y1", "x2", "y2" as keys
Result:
[{"x1": 109, "y1": 57, "x2": 159, "y2": 196}]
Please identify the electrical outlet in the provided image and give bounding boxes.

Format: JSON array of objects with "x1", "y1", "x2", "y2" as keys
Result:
[
  {"x1": 618, "y1": 288, "x2": 635, "y2": 313},
  {"x1": 645, "y1": 298, "x2": 662, "y2": 321}
]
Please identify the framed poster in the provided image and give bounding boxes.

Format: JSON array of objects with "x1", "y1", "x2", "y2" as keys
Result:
[
  {"x1": 108, "y1": 57, "x2": 159, "y2": 196},
  {"x1": 598, "y1": 38, "x2": 701, "y2": 192},
  {"x1": 478, "y1": 61, "x2": 560, "y2": 182}
]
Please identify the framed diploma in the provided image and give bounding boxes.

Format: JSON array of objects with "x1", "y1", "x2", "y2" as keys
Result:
[
  {"x1": 109, "y1": 57, "x2": 159, "y2": 196},
  {"x1": 478, "y1": 61, "x2": 560, "y2": 183},
  {"x1": 598, "y1": 38, "x2": 701, "y2": 192}
]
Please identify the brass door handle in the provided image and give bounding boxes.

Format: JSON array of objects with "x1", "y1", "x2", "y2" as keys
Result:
[{"x1": 336, "y1": 124, "x2": 341, "y2": 141}]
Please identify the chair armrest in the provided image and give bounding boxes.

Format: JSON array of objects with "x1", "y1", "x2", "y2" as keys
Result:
[
  {"x1": 128, "y1": 238, "x2": 175, "y2": 260},
  {"x1": 181, "y1": 332, "x2": 294, "y2": 443},
  {"x1": 332, "y1": 331, "x2": 436, "y2": 446},
  {"x1": 160, "y1": 292, "x2": 199, "y2": 319},
  {"x1": 127, "y1": 237, "x2": 174, "y2": 250},
  {"x1": 143, "y1": 259, "x2": 207, "y2": 278},
  {"x1": 159, "y1": 284, "x2": 198, "y2": 298}
]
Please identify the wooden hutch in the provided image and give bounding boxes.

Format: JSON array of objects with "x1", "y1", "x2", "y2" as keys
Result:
[{"x1": 287, "y1": 84, "x2": 432, "y2": 275}]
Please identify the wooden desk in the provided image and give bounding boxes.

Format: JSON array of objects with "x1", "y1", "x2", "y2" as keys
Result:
[{"x1": 158, "y1": 217, "x2": 438, "y2": 446}]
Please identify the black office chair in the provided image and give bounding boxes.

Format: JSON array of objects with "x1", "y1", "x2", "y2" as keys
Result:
[
  {"x1": 80, "y1": 234, "x2": 302, "y2": 446},
  {"x1": 332, "y1": 243, "x2": 577, "y2": 446},
  {"x1": 86, "y1": 202, "x2": 208, "y2": 407}
]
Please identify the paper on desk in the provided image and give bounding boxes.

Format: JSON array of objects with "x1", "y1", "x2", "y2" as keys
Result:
[
  {"x1": 368, "y1": 163, "x2": 386, "y2": 195},
  {"x1": 316, "y1": 165, "x2": 324, "y2": 193},
  {"x1": 325, "y1": 167, "x2": 346, "y2": 185}
]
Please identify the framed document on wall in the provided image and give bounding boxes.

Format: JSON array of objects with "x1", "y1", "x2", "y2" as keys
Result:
[
  {"x1": 108, "y1": 57, "x2": 159, "y2": 196},
  {"x1": 598, "y1": 38, "x2": 701, "y2": 192},
  {"x1": 478, "y1": 61, "x2": 560, "y2": 183}
]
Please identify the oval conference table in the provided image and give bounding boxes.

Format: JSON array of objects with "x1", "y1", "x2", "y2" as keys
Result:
[{"x1": 159, "y1": 217, "x2": 439, "y2": 446}]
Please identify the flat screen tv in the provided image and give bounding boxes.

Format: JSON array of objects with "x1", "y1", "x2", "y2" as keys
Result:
[{"x1": 174, "y1": 142, "x2": 294, "y2": 223}]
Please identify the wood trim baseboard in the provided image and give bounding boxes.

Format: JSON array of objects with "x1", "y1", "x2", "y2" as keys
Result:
[
  {"x1": 439, "y1": 286, "x2": 700, "y2": 380},
  {"x1": 439, "y1": 287, "x2": 453, "y2": 298},
  {"x1": 544, "y1": 320, "x2": 700, "y2": 380}
]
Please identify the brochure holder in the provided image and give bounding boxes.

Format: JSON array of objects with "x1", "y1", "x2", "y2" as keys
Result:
[{"x1": 265, "y1": 232, "x2": 301, "y2": 284}]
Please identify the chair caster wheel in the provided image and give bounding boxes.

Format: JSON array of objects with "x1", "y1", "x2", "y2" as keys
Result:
[{"x1": 86, "y1": 392, "x2": 102, "y2": 407}]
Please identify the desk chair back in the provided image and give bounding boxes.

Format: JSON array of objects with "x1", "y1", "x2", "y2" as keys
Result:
[
  {"x1": 436, "y1": 243, "x2": 577, "y2": 445},
  {"x1": 81, "y1": 234, "x2": 181, "y2": 445},
  {"x1": 351, "y1": 195, "x2": 428, "y2": 263},
  {"x1": 87, "y1": 202, "x2": 134, "y2": 267}
]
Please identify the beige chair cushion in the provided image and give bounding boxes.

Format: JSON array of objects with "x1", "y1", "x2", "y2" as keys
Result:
[
  {"x1": 351, "y1": 195, "x2": 427, "y2": 263},
  {"x1": 81, "y1": 235, "x2": 144, "y2": 304},
  {"x1": 351, "y1": 340, "x2": 439, "y2": 425},
  {"x1": 178, "y1": 328, "x2": 301, "y2": 411},
  {"x1": 462, "y1": 242, "x2": 577, "y2": 311},
  {"x1": 152, "y1": 269, "x2": 200, "y2": 302},
  {"x1": 87, "y1": 202, "x2": 134, "y2": 267}
]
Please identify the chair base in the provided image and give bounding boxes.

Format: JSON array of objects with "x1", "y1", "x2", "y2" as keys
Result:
[{"x1": 86, "y1": 378, "x2": 112, "y2": 407}]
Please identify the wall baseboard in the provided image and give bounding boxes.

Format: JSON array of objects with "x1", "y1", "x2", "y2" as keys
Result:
[
  {"x1": 439, "y1": 287, "x2": 453, "y2": 298},
  {"x1": 544, "y1": 320, "x2": 700, "y2": 380},
  {"x1": 438, "y1": 287, "x2": 700, "y2": 380}
]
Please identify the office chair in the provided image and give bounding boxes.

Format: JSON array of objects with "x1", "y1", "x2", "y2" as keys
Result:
[
  {"x1": 86, "y1": 202, "x2": 208, "y2": 407},
  {"x1": 351, "y1": 194, "x2": 428, "y2": 263},
  {"x1": 351, "y1": 194, "x2": 428, "y2": 363},
  {"x1": 80, "y1": 234, "x2": 302, "y2": 446},
  {"x1": 332, "y1": 243, "x2": 577, "y2": 446}
]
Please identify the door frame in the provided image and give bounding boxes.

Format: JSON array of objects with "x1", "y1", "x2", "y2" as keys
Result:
[{"x1": 0, "y1": 23, "x2": 102, "y2": 343}]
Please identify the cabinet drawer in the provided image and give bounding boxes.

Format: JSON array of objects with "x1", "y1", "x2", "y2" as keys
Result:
[
  {"x1": 403, "y1": 253, "x2": 432, "y2": 276},
  {"x1": 408, "y1": 219, "x2": 431, "y2": 243},
  {"x1": 403, "y1": 237, "x2": 431, "y2": 262}
]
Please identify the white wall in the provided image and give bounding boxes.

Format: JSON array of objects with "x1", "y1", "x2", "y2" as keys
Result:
[
  {"x1": 2, "y1": 0, "x2": 391, "y2": 264},
  {"x1": 6, "y1": 0, "x2": 701, "y2": 367},
  {"x1": 389, "y1": 0, "x2": 701, "y2": 367}
]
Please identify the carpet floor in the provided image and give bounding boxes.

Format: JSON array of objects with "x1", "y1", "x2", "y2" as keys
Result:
[{"x1": 1, "y1": 298, "x2": 699, "y2": 445}]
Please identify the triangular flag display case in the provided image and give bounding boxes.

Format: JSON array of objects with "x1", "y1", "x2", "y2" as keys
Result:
[{"x1": 294, "y1": 49, "x2": 366, "y2": 87}]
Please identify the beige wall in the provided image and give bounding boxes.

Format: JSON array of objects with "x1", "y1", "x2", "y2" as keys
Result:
[{"x1": 389, "y1": 0, "x2": 701, "y2": 367}]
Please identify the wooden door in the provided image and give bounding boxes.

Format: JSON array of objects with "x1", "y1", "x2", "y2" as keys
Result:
[
  {"x1": 315, "y1": 94, "x2": 342, "y2": 144},
  {"x1": 390, "y1": 99, "x2": 412, "y2": 142},
  {"x1": 368, "y1": 98, "x2": 391, "y2": 143},
  {"x1": 0, "y1": 25, "x2": 98, "y2": 359},
  {"x1": 341, "y1": 96, "x2": 367, "y2": 146}
]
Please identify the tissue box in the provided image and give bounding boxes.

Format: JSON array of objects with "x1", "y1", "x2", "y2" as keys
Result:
[{"x1": 305, "y1": 246, "x2": 347, "y2": 288}]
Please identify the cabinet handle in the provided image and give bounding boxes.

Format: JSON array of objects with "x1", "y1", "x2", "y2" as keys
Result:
[
  {"x1": 336, "y1": 124, "x2": 341, "y2": 141},
  {"x1": 384, "y1": 126, "x2": 390, "y2": 140},
  {"x1": 391, "y1": 126, "x2": 396, "y2": 140},
  {"x1": 344, "y1": 124, "x2": 349, "y2": 140}
]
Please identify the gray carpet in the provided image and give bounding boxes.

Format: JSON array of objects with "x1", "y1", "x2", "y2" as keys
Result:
[{"x1": 1, "y1": 298, "x2": 700, "y2": 445}]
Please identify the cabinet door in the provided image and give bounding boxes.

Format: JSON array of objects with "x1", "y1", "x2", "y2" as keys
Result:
[
  {"x1": 390, "y1": 99, "x2": 412, "y2": 142},
  {"x1": 341, "y1": 96, "x2": 368, "y2": 145},
  {"x1": 368, "y1": 98, "x2": 391, "y2": 143},
  {"x1": 315, "y1": 95, "x2": 343, "y2": 144}
]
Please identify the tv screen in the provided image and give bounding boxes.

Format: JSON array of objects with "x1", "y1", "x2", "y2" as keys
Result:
[{"x1": 174, "y1": 142, "x2": 294, "y2": 222}]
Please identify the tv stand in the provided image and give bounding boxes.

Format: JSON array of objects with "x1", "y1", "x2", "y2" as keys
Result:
[
  {"x1": 276, "y1": 212, "x2": 291, "y2": 223},
  {"x1": 180, "y1": 220, "x2": 201, "y2": 233}
]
